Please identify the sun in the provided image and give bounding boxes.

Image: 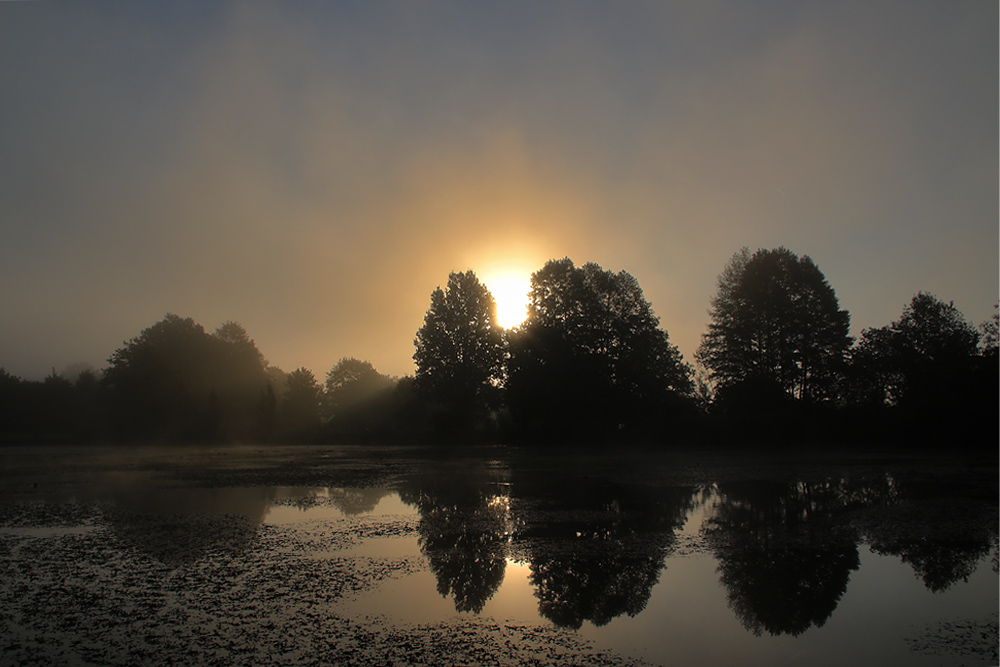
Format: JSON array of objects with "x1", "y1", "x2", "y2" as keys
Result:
[{"x1": 483, "y1": 271, "x2": 531, "y2": 329}]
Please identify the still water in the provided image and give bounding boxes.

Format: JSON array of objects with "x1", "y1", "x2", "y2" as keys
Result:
[{"x1": 0, "y1": 444, "x2": 996, "y2": 666}]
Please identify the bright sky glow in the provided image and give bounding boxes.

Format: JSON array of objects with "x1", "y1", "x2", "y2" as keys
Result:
[
  {"x1": 483, "y1": 272, "x2": 531, "y2": 329},
  {"x1": 0, "y1": 2, "x2": 995, "y2": 380}
]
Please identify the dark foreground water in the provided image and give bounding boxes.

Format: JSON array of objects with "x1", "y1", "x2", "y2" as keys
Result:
[{"x1": 0, "y1": 443, "x2": 996, "y2": 667}]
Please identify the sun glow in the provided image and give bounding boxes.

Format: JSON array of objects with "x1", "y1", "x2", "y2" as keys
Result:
[{"x1": 484, "y1": 271, "x2": 531, "y2": 329}]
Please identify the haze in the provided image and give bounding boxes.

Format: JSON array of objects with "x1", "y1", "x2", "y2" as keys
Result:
[{"x1": 1, "y1": 1, "x2": 996, "y2": 381}]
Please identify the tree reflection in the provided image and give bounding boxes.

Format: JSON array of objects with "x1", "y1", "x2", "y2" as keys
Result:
[
  {"x1": 102, "y1": 481, "x2": 274, "y2": 565},
  {"x1": 399, "y1": 472, "x2": 512, "y2": 613},
  {"x1": 705, "y1": 480, "x2": 864, "y2": 637},
  {"x1": 858, "y1": 476, "x2": 999, "y2": 592},
  {"x1": 517, "y1": 475, "x2": 696, "y2": 629},
  {"x1": 529, "y1": 546, "x2": 665, "y2": 629},
  {"x1": 327, "y1": 487, "x2": 394, "y2": 516}
]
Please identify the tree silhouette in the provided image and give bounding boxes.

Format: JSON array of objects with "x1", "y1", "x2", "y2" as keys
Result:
[
  {"x1": 281, "y1": 367, "x2": 322, "y2": 438},
  {"x1": 210, "y1": 321, "x2": 271, "y2": 440},
  {"x1": 846, "y1": 293, "x2": 990, "y2": 427},
  {"x1": 507, "y1": 258, "x2": 692, "y2": 436},
  {"x1": 103, "y1": 314, "x2": 269, "y2": 441},
  {"x1": 413, "y1": 270, "x2": 506, "y2": 431},
  {"x1": 979, "y1": 304, "x2": 999, "y2": 359},
  {"x1": 324, "y1": 357, "x2": 394, "y2": 424},
  {"x1": 697, "y1": 248, "x2": 851, "y2": 403}
]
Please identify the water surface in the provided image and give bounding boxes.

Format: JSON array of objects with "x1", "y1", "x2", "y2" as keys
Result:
[{"x1": 0, "y1": 444, "x2": 995, "y2": 666}]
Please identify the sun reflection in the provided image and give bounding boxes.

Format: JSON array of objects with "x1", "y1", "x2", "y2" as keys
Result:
[{"x1": 483, "y1": 271, "x2": 531, "y2": 329}]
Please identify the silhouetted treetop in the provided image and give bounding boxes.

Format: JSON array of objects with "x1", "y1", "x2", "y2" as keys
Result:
[
  {"x1": 849, "y1": 292, "x2": 983, "y2": 410},
  {"x1": 282, "y1": 367, "x2": 322, "y2": 436},
  {"x1": 979, "y1": 304, "x2": 999, "y2": 358},
  {"x1": 697, "y1": 247, "x2": 851, "y2": 402},
  {"x1": 508, "y1": 258, "x2": 692, "y2": 436},
  {"x1": 103, "y1": 314, "x2": 270, "y2": 441},
  {"x1": 890, "y1": 292, "x2": 980, "y2": 362},
  {"x1": 324, "y1": 357, "x2": 394, "y2": 418}
]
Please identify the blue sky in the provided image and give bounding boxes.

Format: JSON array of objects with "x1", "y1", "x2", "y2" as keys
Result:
[{"x1": 1, "y1": 1, "x2": 996, "y2": 380}]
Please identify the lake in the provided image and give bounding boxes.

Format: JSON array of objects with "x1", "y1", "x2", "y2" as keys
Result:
[{"x1": 0, "y1": 443, "x2": 996, "y2": 666}]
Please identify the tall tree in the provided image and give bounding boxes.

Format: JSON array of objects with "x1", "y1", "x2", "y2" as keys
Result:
[
  {"x1": 697, "y1": 247, "x2": 851, "y2": 403},
  {"x1": 507, "y1": 258, "x2": 692, "y2": 435},
  {"x1": 413, "y1": 270, "x2": 506, "y2": 430}
]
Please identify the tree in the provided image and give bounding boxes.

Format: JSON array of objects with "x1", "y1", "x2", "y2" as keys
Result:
[
  {"x1": 324, "y1": 358, "x2": 394, "y2": 421},
  {"x1": 413, "y1": 270, "x2": 506, "y2": 431},
  {"x1": 103, "y1": 314, "x2": 269, "y2": 441},
  {"x1": 978, "y1": 303, "x2": 998, "y2": 359},
  {"x1": 507, "y1": 258, "x2": 692, "y2": 436},
  {"x1": 848, "y1": 292, "x2": 981, "y2": 410},
  {"x1": 697, "y1": 247, "x2": 851, "y2": 403},
  {"x1": 210, "y1": 321, "x2": 270, "y2": 439},
  {"x1": 281, "y1": 367, "x2": 322, "y2": 438}
]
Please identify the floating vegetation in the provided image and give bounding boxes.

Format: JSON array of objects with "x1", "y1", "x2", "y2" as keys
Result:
[
  {"x1": 0, "y1": 499, "x2": 648, "y2": 667},
  {"x1": 906, "y1": 614, "x2": 999, "y2": 666}
]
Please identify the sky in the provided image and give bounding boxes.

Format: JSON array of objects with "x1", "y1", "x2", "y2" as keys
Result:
[{"x1": 1, "y1": 1, "x2": 996, "y2": 381}]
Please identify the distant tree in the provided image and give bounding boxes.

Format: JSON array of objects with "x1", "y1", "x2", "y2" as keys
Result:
[
  {"x1": 104, "y1": 314, "x2": 215, "y2": 440},
  {"x1": 103, "y1": 314, "x2": 269, "y2": 442},
  {"x1": 507, "y1": 258, "x2": 692, "y2": 436},
  {"x1": 281, "y1": 367, "x2": 322, "y2": 438},
  {"x1": 978, "y1": 304, "x2": 998, "y2": 359},
  {"x1": 324, "y1": 358, "x2": 394, "y2": 421},
  {"x1": 0, "y1": 369, "x2": 26, "y2": 437},
  {"x1": 210, "y1": 321, "x2": 269, "y2": 439},
  {"x1": 61, "y1": 362, "x2": 99, "y2": 383},
  {"x1": 214, "y1": 321, "x2": 266, "y2": 370},
  {"x1": 696, "y1": 247, "x2": 851, "y2": 403},
  {"x1": 848, "y1": 293, "x2": 981, "y2": 411},
  {"x1": 413, "y1": 270, "x2": 506, "y2": 431}
]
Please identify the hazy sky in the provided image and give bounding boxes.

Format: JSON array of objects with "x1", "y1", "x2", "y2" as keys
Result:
[{"x1": 1, "y1": 1, "x2": 996, "y2": 381}]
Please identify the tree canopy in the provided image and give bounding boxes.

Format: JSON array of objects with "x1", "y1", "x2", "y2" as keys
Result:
[
  {"x1": 697, "y1": 247, "x2": 851, "y2": 403},
  {"x1": 102, "y1": 314, "x2": 269, "y2": 441},
  {"x1": 848, "y1": 292, "x2": 982, "y2": 409},
  {"x1": 507, "y1": 258, "x2": 692, "y2": 436}
]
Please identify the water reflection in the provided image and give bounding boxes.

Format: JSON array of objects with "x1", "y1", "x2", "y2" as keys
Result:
[
  {"x1": 516, "y1": 477, "x2": 696, "y2": 629},
  {"x1": 13, "y1": 449, "x2": 994, "y2": 645},
  {"x1": 704, "y1": 480, "x2": 865, "y2": 636},
  {"x1": 399, "y1": 471, "x2": 513, "y2": 613},
  {"x1": 395, "y1": 462, "x2": 997, "y2": 639},
  {"x1": 90, "y1": 476, "x2": 401, "y2": 565},
  {"x1": 857, "y1": 475, "x2": 999, "y2": 592}
]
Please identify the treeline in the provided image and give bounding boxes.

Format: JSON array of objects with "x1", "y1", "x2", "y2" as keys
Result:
[
  {"x1": 412, "y1": 250, "x2": 997, "y2": 446},
  {"x1": 0, "y1": 317, "x2": 414, "y2": 444},
  {"x1": 1, "y1": 247, "x2": 996, "y2": 447}
]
